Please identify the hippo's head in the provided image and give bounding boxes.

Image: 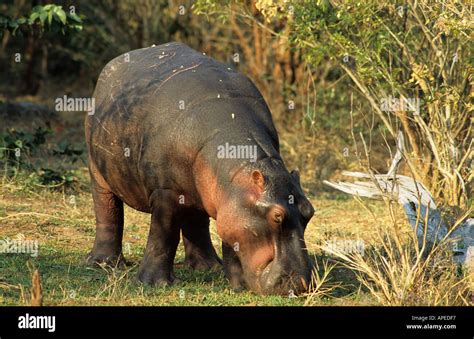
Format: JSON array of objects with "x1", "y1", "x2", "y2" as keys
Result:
[{"x1": 216, "y1": 158, "x2": 315, "y2": 295}]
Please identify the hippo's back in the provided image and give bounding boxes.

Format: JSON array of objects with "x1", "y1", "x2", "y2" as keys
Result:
[
  {"x1": 86, "y1": 42, "x2": 278, "y2": 211},
  {"x1": 92, "y1": 42, "x2": 263, "y2": 121}
]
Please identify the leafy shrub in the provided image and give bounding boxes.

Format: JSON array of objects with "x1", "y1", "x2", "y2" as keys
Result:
[
  {"x1": 36, "y1": 168, "x2": 78, "y2": 188},
  {"x1": 52, "y1": 140, "x2": 84, "y2": 164},
  {"x1": 0, "y1": 128, "x2": 82, "y2": 190},
  {"x1": 0, "y1": 127, "x2": 49, "y2": 169},
  {"x1": 1, "y1": 4, "x2": 83, "y2": 36}
]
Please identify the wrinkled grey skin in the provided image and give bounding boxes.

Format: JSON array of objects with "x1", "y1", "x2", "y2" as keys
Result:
[{"x1": 85, "y1": 42, "x2": 315, "y2": 295}]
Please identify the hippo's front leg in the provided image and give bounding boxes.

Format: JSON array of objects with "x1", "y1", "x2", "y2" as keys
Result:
[
  {"x1": 138, "y1": 189, "x2": 181, "y2": 286},
  {"x1": 182, "y1": 211, "x2": 223, "y2": 270},
  {"x1": 222, "y1": 242, "x2": 246, "y2": 292}
]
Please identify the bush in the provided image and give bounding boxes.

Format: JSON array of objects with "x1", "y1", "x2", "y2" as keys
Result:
[
  {"x1": 0, "y1": 128, "x2": 82, "y2": 190},
  {"x1": 0, "y1": 127, "x2": 49, "y2": 170},
  {"x1": 280, "y1": 0, "x2": 471, "y2": 207}
]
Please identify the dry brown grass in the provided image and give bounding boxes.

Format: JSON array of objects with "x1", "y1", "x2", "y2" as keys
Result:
[{"x1": 315, "y1": 197, "x2": 473, "y2": 306}]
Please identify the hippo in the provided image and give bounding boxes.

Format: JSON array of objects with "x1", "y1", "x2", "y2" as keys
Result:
[{"x1": 85, "y1": 42, "x2": 315, "y2": 295}]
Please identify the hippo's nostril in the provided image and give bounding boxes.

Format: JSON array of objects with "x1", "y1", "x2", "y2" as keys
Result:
[
  {"x1": 259, "y1": 260, "x2": 273, "y2": 287},
  {"x1": 262, "y1": 260, "x2": 273, "y2": 275}
]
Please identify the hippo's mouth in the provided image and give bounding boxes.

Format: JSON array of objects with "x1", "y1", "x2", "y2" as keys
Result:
[{"x1": 255, "y1": 259, "x2": 312, "y2": 295}]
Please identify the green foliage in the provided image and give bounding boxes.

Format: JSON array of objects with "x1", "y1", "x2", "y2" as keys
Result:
[
  {"x1": 288, "y1": 0, "x2": 472, "y2": 206},
  {"x1": 28, "y1": 4, "x2": 83, "y2": 33},
  {"x1": 0, "y1": 128, "x2": 82, "y2": 190},
  {"x1": 52, "y1": 140, "x2": 83, "y2": 164},
  {"x1": 36, "y1": 167, "x2": 78, "y2": 187},
  {"x1": 192, "y1": 0, "x2": 232, "y2": 22},
  {"x1": 1, "y1": 4, "x2": 83, "y2": 36},
  {"x1": 0, "y1": 127, "x2": 49, "y2": 169}
]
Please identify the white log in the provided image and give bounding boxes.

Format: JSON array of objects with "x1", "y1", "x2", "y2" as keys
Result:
[{"x1": 323, "y1": 132, "x2": 473, "y2": 267}]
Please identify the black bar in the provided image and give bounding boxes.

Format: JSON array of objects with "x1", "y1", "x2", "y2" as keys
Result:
[{"x1": 0, "y1": 306, "x2": 472, "y2": 338}]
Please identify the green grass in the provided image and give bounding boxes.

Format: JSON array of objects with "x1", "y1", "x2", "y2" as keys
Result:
[
  {"x1": 0, "y1": 176, "x2": 388, "y2": 306},
  {"x1": 0, "y1": 251, "x2": 310, "y2": 306},
  {"x1": 3, "y1": 167, "x2": 469, "y2": 306}
]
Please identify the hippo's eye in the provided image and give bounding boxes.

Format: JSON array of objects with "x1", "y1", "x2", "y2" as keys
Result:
[
  {"x1": 266, "y1": 205, "x2": 285, "y2": 229},
  {"x1": 272, "y1": 207, "x2": 286, "y2": 224},
  {"x1": 274, "y1": 212, "x2": 283, "y2": 224}
]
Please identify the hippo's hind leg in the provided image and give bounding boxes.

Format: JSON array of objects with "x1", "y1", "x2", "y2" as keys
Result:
[
  {"x1": 182, "y1": 211, "x2": 222, "y2": 270},
  {"x1": 86, "y1": 179, "x2": 125, "y2": 267},
  {"x1": 138, "y1": 189, "x2": 181, "y2": 286}
]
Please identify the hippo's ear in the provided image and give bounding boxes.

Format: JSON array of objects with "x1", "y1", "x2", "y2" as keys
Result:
[
  {"x1": 299, "y1": 199, "x2": 315, "y2": 222},
  {"x1": 290, "y1": 169, "x2": 314, "y2": 222},
  {"x1": 251, "y1": 170, "x2": 265, "y2": 190},
  {"x1": 291, "y1": 169, "x2": 300, "y2": 185}
]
